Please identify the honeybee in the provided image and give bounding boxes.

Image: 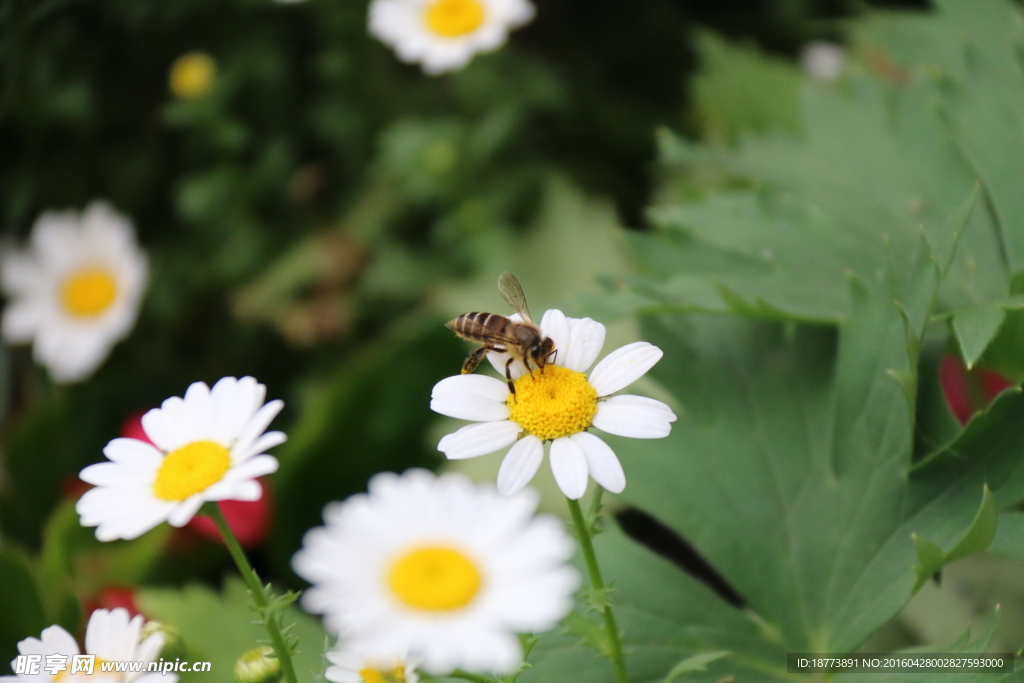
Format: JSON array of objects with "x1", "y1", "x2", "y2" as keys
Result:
[{"x1": 446, "y1": 272, "x2": 556, "y2": 397}]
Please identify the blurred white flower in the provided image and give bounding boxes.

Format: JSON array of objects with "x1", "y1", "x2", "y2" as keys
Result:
[
  {"x1": 324, "y1": 645, "x2": 419, "y2": 683},
  {"x1": 2, "y1": 608, "x2": 172, "y2": 683},
  {"x1": 293, "y1": 469, "x2": 578, "y2": 676},
  {"x1": 1, "y1": 201, "x2": 147, "y2": 383},
  {"x1": 801, "y1": 41, "x2": 846, "y2": 83},
  {"x1": 433, "y1": 309, "x2": 676, "y2": 499},
  {"x1": 368, "y1": 0, "x2": 535, "y2": 75},
  {"x1": 76, "y1": 376, "x2": 285, "y2": 541}
]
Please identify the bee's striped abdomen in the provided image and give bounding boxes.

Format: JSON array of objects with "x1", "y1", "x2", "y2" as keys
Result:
[{"x1": 447, "y1": 312, "x2": 510, "y2": 343}]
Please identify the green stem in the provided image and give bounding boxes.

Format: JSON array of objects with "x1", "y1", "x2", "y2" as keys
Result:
[
  {"x1": 586, "y1": 487, "x2": 604, "y2": 533},
  {"x1": 209, "y1": 506, "x2": 298, "y2": 683},
  {"x1": 420, "y1": 672, "x2": 492, "y2": 683},
  {"x1": 567, "y1": 496, "x2": 629, "y2": 683},
  {"x1": 449, "y1": 671, "x2": 494, "y2": 683}
]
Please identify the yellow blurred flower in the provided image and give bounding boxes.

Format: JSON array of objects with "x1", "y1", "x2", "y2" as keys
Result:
[{"x1": 169, "y1": 52, "x2": 216, "y2": 100}]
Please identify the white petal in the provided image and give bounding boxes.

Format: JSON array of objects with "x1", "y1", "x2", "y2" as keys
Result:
[
  {"x1": 102, "y1": 438, "x2": 163, "y2": 468},
  {"x1": 589, "y1": 342, "x2": 664, "y2": 396},
  {"x1": 212, "y1": 376, "x2": 266, "y2": 445},
  {"x1": 437, "y1": 421, "x2": 521, "y2": 460},
  {"x1": 496, "y1": 435, "x2": 544, "y2": 495},
  {"x1": 1, "y1": 301, "x2": 40, "y2": 343},
  {"x1": 167, "y1": 496, "x2": 205, "y2": 527},
  {"x1": 206, "y1": 479, "x2": 262, "y2": 502},
  {"x1": 563, "y1": 317, "x2": 606, "y2": 373},
  {"x1": 486, "y1": 350, "x2": 529, "y2": 382},
  {"x1": 38, "y1": 625, "x2": 80, "y2": 657},
  {"x1": 1, "y1": 251, "x2": 41, "y2": 293},
  {"x1": 431, "y1": 375, "x2": 510, "y2": 421},
  {"x1": 41, "y1": 331, "x2": 113, "y2": 384},
  {"x1": 142, "y1": 398, "x2": 187, "y2": 452},
  {"x1": 110, "y1": 504, "x2": 172, "y2": 541},
  {"x1": 78, "y1": 462, "x2": 134, "y2": 488},
  {"x1": 234, "y1": 431, "x2": 287, "y2": 462},
  {"x1": 430, "y1": 394, "x2": 509, "y2": 422},
  {"x1": 183, "y1": 380, "x2": 214, "y2": 441},
  {"x1": 570, "y1": 432, "x2": 625, "y2": 493},
  {"x1": 549, "y1": 437, "x2": 588, "y2": 499},
  {"x1": 226, "y1": 454, "x2": 279, "y2": 481},
  {"x1": 232, "y1": 399, "x2": 284, "y2": 453},
  {"x1": 592, "y1": 395, "x2": 676, "y2": 438},
  {"x1": 431, "y1": 373, "x2": 508, "y2": 402},
  {"x1": 539, "y1": 309, "x2": 570, "y2": 364}
]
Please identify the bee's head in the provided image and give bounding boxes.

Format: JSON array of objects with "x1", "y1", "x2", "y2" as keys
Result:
[{"x1": 529, "y1": 337, "x2": 556, "y2": 368}]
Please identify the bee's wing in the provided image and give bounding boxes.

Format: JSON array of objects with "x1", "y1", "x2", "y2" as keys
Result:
[{"x1": 498, "y1": 272, "x2": 533, "y2": 322}]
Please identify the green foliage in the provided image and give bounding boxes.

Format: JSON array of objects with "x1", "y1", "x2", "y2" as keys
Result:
[
  {"x1": 0, "y1": 544, "x2": 47, "y2": 668},
  {"x1": 990, "y1": 512, "x2": 1024, "y2": 559},
  {"x1": 137, "y1": 579, "x2": 327, "y2": 683},
  {"x1": 912, "y1": 486, "x2": 998, "y2": 593},
  {"x1": 1, "y1": 0, "x2": 1022, "y2": 679},
  {"x1": 525, "y1": 0, "x2": 1024, "y2": 680},
  {"x1": 662, "y1": 651, "x2": 730, "y2": 682}
]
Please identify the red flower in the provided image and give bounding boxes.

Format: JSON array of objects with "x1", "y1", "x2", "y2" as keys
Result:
[
  {"x1": 939, "y1": 354, "x2": 1013, "y2": 425},
  {"x1": 84, "y1": 585, "x2": 141, "y2": 618}
]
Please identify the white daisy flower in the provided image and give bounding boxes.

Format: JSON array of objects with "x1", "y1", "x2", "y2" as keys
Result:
[
  {"x1": 76, "y1": 376, "x2": 285, "y2": 542},
  {"x1": 1, "y1": 201, "x2": 148, "y2": 383},
  {"x1": 292, "y1": 469, "x2": 579, "y2": 676},
  {"x1": 324, "y1": 644, "x2": 420, "y2": 683},
  {"x1": 368, "y1": 0, "x2": 535, "y2": 75},
  {"x1": 2, "y1": 608, "x2": 174, "y2": 683},
  {"x1": 432, "y1": 309, "x2": 676, "y2": 500}
]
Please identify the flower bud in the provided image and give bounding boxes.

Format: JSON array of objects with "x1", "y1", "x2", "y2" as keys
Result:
[
  {"x1": 234, "y1": 646, "x2": 281, "y2": 683},
  {"x1": 141, "y1": 620, "x2": 185, "y2": 661}
]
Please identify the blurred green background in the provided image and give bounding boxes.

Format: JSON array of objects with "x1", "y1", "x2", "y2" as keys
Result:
[{"x1": 5, "y1": 0, "x2": 1024, "y2": 681}]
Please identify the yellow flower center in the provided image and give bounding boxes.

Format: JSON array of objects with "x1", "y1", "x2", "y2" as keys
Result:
[
  {"x1": 55, "y1": 658, "x2": 111, "y2": 681},
  {"x1": 424, "y1": 0, "x2": 485, "y2": 38},
  {"x1": 507, "y1": 365, "x2": 598, "y2": 441},
  {"x1": 359, "y1": 666, "x2": 406, "y2": 683},
  {"x1": 153, "y1": 440, "x2": 231, "y2": 501},
  {"x1": 388, "y1": 546, "x2": 482, "y2": 612},
  {"x1": 169, "y1": 52, "x2": 216, "y2": 100},
  {"x1": 61, "y1": 269, "x2": 117, "y2": 318}
]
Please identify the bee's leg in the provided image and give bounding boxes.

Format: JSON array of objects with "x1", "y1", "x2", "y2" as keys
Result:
[
  {"x1": 505, "y1": 358, "x2": 518, "y2": 399},
  {"x1": 462, "y1": 345, "x2": 497, "y2": 374}
]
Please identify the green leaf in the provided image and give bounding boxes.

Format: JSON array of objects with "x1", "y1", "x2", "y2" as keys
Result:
[
  {"x1": 530, "y1": 282, "x2": 1024, "y2": 680},
  {"x1": 560, "y1": 612, "x2": 612, "y2": 661},
  {"x1": 632, "y1": 8, "x2": 1016, "y2": 328},
  {"x1": 520, "y1": 530, "x2": 791, "y2": 683},
  {"x1": 690, "y1": 32, "x2": 801, "y2": 144},
  {"x1": 663, "y1": 651, "x2": 731, "y2": 682},
  {"x1": 989, "y1": 512, "x2": 1024, "y2": 559},
  {"x1": 911, "y1": 534, "x2": 946, "y2": 594},
  {"x1": 532, "y1": 2, "x2": 1024, "y2": 681},
  {"x1": 945, "y1": 486, "x2": 999, "y2": 563},
  {"x1": 0, "y1": 544, "x2": 47, "y2": 672},
  {"x1": 137, "y1": 579, "x2": 327, "y2": 683},
  {"x1": 912, "y1": 486, "x2": 997, "y2": 593},
  {"x1": 952, "y1": 305, "x2": 1006, "y2": 369}
]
